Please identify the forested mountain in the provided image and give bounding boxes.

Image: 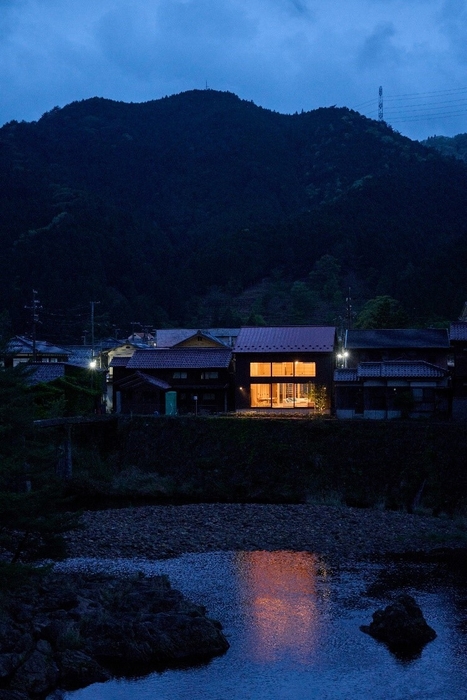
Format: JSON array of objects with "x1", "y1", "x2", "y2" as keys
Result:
[
  {"x1": 1, "y1": 89, "x2": 467, "y2": 341},
  {"x1": 422, "y1": 134, "x2": 467, "y2": 163}
]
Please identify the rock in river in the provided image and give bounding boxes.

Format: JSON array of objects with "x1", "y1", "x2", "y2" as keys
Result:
[{"x1": 360, "y1": 593, "x2": 437, "y2": 656}]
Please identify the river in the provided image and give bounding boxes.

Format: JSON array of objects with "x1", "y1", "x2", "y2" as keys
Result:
[{"x1": 50, "y1": 550, "x2": 467, "y2": 700}]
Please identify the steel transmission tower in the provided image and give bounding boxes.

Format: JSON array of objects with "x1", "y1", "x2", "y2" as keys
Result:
[{"x1": 378, "y1": 86, "x2": 384, "y2": 121}]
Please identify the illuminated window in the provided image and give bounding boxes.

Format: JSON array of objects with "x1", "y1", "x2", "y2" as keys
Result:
[
  {"x1": 250, "y1": 362, "x2": 271, "y2": 377},
  {"x1": 201, "y1": 371, "x2": 218, "y2": 379},
  {"x1": 250, "y1": 382, "x2": 320, "y2": 408},
  {"x1": 296, "y1": 383, "x2": 314, "y2": 406},
  {"x1": 251, "y1": 384, "x2": 271, "y2": 407},
  {"x1": 173, "y1": 371, "x2": 187, "y2": 379},
  {"x1": 272, "y1": 362, "x2": 293, "y2": 376},
  {"x1": 295, "y1": 362, "x2": 316, "y2": 376}
]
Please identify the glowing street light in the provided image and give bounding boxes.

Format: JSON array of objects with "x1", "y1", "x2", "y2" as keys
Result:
[{"x1": 337, "y1": 351, "x2": 349, "y2": 368}]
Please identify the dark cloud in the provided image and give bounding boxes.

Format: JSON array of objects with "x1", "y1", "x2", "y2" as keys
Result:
[
  {"x1": 357, "y1": 22, "x2": 401, "y2": 68},
  {"x1": 0, "y1": 0, "x2": 465, "y2": 140}
]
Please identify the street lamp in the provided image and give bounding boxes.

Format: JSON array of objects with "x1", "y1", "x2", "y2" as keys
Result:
[{"x1": 337, "y1": 351, "x2": 349, "y2": 368}]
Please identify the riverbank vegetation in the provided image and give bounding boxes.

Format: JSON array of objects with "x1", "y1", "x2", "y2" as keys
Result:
[{"x1": 63, "y1": 416, "x2": 467, "y2": 519}]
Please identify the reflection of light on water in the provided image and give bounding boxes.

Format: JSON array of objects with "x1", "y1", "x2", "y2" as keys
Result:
[{"x1": 235, "y1": 551, "x2": 327, "y2": 663}]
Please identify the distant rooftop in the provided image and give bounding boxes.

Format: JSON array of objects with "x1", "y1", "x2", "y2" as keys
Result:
[
  {"x1": 25, "y1": 363, "x2": 67, "y2": 385},
  {"x1": 234, "y1": 326, "x2": 336, "y2": 353},
  {"x1": 450, "y1": 322, "x2": 467, "y2": 342},
  {"x1": 154, "y1": 328, "x2": 239, "y2": 348},
  {"x1": 7, "y1": 336, "x2": 68, "y2": 356}
]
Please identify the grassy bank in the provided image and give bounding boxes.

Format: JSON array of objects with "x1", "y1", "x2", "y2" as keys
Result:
[{"x1": 64, "y1": 416, "x2": 467, "y2": 516}]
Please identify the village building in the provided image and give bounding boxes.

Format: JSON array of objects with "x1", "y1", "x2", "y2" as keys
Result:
[
  {"x1": 334, "y1": 328, "x2": 451, "y2": 419},
  {"x1": 111, "y1": 346, "x2": 234, "y2": 415},
  {"x1": 4, "y1": 336, "x2": 69, "y2": 367},
  {"x1": 449, "y1": 319, "x2": 467, "y2": 419},
  {"x1": 234, "y1": 326, "x2": 337, "y2": 414}
]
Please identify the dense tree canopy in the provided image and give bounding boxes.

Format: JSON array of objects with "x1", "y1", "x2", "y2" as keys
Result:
[
  {"x1": 354, "y1": 296, "x2": 409, "y2": 329},
  {"x1": 0, "y1": 90, "x2": 466, "y2": 338}
]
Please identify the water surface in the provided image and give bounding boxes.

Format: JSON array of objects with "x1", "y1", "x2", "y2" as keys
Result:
[{"x1": 53, "y1": 551, "x2": 467, "y2": 700}]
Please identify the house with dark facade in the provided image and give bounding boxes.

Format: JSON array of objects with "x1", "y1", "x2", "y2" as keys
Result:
[
  {"x1": 334, "y1": 328, "x2": 451, "y2": 419},
  {"x1": 4, "y1": 336, "x2": 69, "y2": 367},
  {"x1": 234, "y1": 326, "x2": 337, "y2": 413},
  {"x1": 111, "y1": 347, "x2": 234, "y2": 415},
  {"x1": 449, "y1": 320, "x2": 467, "y2": 419}
]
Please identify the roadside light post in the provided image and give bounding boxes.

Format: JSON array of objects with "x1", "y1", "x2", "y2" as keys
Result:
[
  {"x1": 337, "y1": 351, "x2": 349, "y2": 368},
  {"x1": 89, "y1": 358, "x2": 97, "y2": 394}
]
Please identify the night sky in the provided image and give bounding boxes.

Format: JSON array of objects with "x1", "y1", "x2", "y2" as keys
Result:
[{"x1": 1, "y1": 0, "x2": 466, "y2": 140}]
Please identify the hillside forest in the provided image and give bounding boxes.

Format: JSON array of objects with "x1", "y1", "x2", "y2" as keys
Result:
[{"x1": 1, "y1": 89, "x2": 467, "y2": 342}]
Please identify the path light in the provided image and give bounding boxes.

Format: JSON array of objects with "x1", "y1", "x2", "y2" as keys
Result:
[{"x1": 89, "y1": 359, "x2": 97, "y2": 369}]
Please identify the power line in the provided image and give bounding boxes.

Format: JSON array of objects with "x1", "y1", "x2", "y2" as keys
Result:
[{"x1": 353, "y1": 85, "x2": 467, "y2": 129}]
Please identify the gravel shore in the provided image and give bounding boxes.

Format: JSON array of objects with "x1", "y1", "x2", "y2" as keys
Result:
[{"x1": 63, "y1": 503, "x2": 467, "y2": 563}]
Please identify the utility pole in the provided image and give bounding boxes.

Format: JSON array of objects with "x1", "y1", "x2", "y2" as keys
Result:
[
  {"x1": 90, "y1": 301, "x2": 100, "y2": 366},
  {"x1": 346, "y1": 288, "x2": 353, "y2": 330},
  {"x1": 25, "y1": 290, "x2": 42, "y2": 362}
]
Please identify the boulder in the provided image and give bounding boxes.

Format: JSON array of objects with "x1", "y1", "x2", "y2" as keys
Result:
[
  {"x1": 0, "y1": 570, "x2": 229, "y2": 697},
  {"x1": 360, "y1": 594, "x2": 436, "y2": 654}
]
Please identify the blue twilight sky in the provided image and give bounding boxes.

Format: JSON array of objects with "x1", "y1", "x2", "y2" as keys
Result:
[{"x1": 1, "y1": 0, "x2": 466, "y2": 141}]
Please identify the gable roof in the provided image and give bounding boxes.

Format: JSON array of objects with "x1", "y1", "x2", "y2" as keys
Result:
[
  {"x1": 7, "y1": 336, "x2": 69, "y2": 356},
  {"x1": 234, "y1": 326, "x2": 336, "y2": 353},
  {"x1": 154, "y1": 328, "x2": 239, "y2": 348},
  {"x1": 345, "y1": 328, "x2": 450, "y2": 350},
  {"x1": 126, "y1": 348, "x2": 232, "y2": 370}
]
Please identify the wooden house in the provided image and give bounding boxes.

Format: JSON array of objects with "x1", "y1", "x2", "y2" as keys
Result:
[
  {"x1": 111, "y1": 347, "x2": 234, "y2": 415},
  {"x1": 344, "y1": 328, "x2": 450, "y2": 368},
  {"x1": 334, "y1": 328, "x2": 451, "y2": 419},
  {"x1": 4, "y1": 336, "x2": 69, "y2": 367},
  {"x1": 449, "y1": 321, "x2": 467, "y2": 419},
  {"x1": 234, "y1": 326, "x2": 337, "y2": 414}
]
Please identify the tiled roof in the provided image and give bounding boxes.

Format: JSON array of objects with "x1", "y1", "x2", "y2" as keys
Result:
[
  {"x1": 61, "y1": 346, "x2": 94, "y2": 368},
  {"x1": 334, "y1": 361, "x2": 448, "y2": 382},
  {"x1": 109, "y1": 356, "x2": 131, "y2": 368},
  {"x1": 126, "y1": 348, "x2": 232, "y2": 370},
  {"x1": 334, "y1": 368, "x2": 358, "y2": 382},
  {"x1": 7, "y1": 336, "x2": 68, "y2": 356},
  {"x1": 358, "y1": 361, "x2": 448, "y2": 378},
  {"x1": 114, "y1": 371, "x2": 171, "y2": 390},
  {"x1": 25, "y1": 363, "x2": 67, "y2": 385},
  {"x1": 345, "y1": 328, "x2": 450, "y2": 349},
  {"x1": 234, "y1": 326, "x2": 336, "y2": 353},
  {"x1": 450, "y1": 323, "x2": 467, "y2": 341}
]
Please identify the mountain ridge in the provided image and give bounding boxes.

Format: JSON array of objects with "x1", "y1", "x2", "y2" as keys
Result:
[{"x1": 1, "y1": 90, "x2": 466, "y2": 340}]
